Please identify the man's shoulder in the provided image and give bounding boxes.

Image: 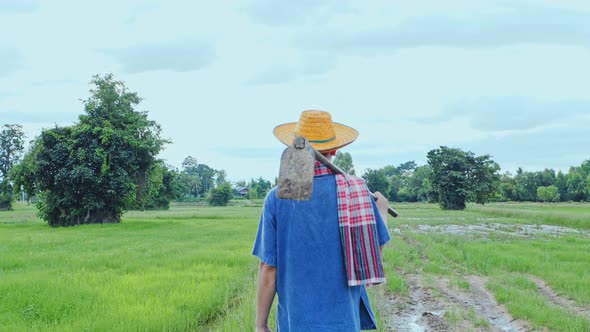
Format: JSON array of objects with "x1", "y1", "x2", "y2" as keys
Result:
[{"x1": 264, "y1": 187, "x2": 278, "y2": 201}]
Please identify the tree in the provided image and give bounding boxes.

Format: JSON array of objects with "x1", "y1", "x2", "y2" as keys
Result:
[
  {"x1": 555, "y1": 171, "x2": 568, "y2": 201},
  {"x1": 143, "y1": 164, "x2": 183, "y2": 209},
  {"x1": 362, "y1": 168, "x2": 389, "y2": 195},
  {"x1": 207, "y1": 182, "x2": 232, "y2": 206},
  {"x1": 380, "y1": 161, "x2": 425, "y2": 202},
  {"x1": 181, "y1": 156, "x2": 199, "y2": 174},
  {"x1": 387, "y1": 174, "x2": 403, "y2": 201},
  {"x1": 215, "y1": 170, "x2": 227, "y2": 187},
  {"x1": 579, "y1": 160, "x2": 590, "y2": 178},
  {"x1": 9, "y1": 144, "x2": 38, "y2": 204},
  {"x1": 513, "y1": 168, "x2": 539, "y2": 201},
  {"x1": 333, "y1": 151, "x2": 355, "y2": 175},
  {"x1": 537, "y1": 185, "x2": 560, "y2": 203},
  {"x1": 566, "y1": 169, "x2": 586, "y2": 202},
  {"x1": 248, "y1": 177, "x2": 272, "y2": 199},
  {"x1": 248, "y1": 186, "x2": 261, "y2": 200},
  {"x1": 179, "y1": 156, "x2": 201, "y2": 199},
  {"x1": 396, "y1": 161, "x2": 418, "y2": 176},
  {"x1": 133, "y1": 162, "x2": 183, "y2": 210},
  {"x1": 470, "y1": 155, "x2": 501, "y2": 204},
  {"x1": 405, "y1": 165, "x2": 433, "y2": 202},
  {"x1": 177, "y1": 156, "x2": 226, "y2": 199},
  {"x1": 195, "y1": 164, "x2": 216, "y2": 195},
  {"x1": 585, "y1": 175, "x2": 590, "y2": 200},
  {"x1": 0, "y1": 124, "x2": 25, "y2": 210},
  {"x1": 499, "y1": 172, "x2": 518, "y2": 201},
  {"x1": 427, "y1": 146, "x2": 500, "y2": 210},
  {"x1": 24, "y1": 74, "x2": 167, "y2": 226}
]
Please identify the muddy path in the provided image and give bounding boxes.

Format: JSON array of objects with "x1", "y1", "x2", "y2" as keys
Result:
[
  {"x1": 377, "y1": 223, "x2": 590, "y2": 331},
  {"x1": 376, "y1": 273, "x2": 530, "y2": 332}
]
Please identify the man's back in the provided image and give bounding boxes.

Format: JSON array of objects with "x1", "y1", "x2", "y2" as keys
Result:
[{"x1": 253, "y1": 173, "x2": 389, "y2": 331}]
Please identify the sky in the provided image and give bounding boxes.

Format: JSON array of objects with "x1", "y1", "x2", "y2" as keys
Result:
[{"x1": 1, "y1": 0, "x2": 589, "y2": 182}]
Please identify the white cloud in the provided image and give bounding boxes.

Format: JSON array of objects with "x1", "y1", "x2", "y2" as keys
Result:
[
  {"x1": 102, "y1": 40, "x2": 216, "y2": 74},
  {"x1": 295, "y1": 2, "x2": 590, "y2": 53},
  {"x1": 432, "y1": 96, "x2": 590, "y2": 132},
  {"x1": 466, "y1": 122, "x2": 590, "y2": 172}
]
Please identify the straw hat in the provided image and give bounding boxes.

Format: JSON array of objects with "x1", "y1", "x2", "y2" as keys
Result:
[{"x1": 273, "y1": 110, "x2": 359, "y2": 152}]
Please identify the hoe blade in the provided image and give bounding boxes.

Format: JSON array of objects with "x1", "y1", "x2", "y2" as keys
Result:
[{"x1": 277, "y1": 136, "x2": 315, "y2": 200}]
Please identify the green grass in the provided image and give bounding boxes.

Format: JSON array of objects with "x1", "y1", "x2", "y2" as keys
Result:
[
  {"x1": 389, "y1": 202, "x2": 590, "y2": 230},
  {"x1": 383, "y1": 202, "x2": 590, "y2": 331},
  {"x1": 488, "y1": 274, "x2": 589, "y2": 331},
  {"x1": 2, "y1": 201, "x2": 590, "y2": 331},
  {"x1": 0, "y1": 203, "x2": 261, "y2": 331}
]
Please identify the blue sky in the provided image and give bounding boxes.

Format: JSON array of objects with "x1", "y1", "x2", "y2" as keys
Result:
[{"x1": 1, "y1": 0, "x2": 589, "y2": 181}]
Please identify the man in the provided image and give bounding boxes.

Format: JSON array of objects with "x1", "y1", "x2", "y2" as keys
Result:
[{"x1": 253, "y1": 110, "x2": 391, "y2": 331}]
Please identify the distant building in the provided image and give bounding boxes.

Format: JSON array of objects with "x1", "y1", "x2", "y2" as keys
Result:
[{"x1": 235, "y1": 186, "x2": 249, "y2": 197}]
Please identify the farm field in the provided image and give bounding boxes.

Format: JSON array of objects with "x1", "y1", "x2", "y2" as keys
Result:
[
  {"x1": 0, "y1": 202, "x2": 262, "y2": 331},
  {"x1": 380, "y1": 202, "x2": 590, "y2": 331},
  {"x1": 1, "y1": 201, "x2": 590, "y2": 331}
]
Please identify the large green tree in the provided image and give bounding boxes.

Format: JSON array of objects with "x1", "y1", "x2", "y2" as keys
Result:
[
  {"x1": 22, "y1": 74, "x2": 168, "y2": 226},
  {"x1": 427, "y1": 146, "x2": 500, "y2": 210},
  {"x1": 0, "y1": 124, "x2": 25, "y2": 210},
  {"x1": 333, "y1": 151, "x2": 355, "y2": 175}
]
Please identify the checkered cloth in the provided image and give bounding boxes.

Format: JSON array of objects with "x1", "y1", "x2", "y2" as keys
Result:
[{"x1": 314, "y1": 162, "x2": 386, "y2": 287}]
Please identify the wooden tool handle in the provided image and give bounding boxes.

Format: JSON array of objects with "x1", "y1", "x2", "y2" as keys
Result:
[{"x1": 314, "y1": 150, "x2": 399, "y2": 218}]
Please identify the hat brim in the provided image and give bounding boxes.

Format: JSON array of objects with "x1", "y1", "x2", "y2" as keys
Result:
[{"x1": 273, "y1": 122, "x2": 359, "y2": 152}]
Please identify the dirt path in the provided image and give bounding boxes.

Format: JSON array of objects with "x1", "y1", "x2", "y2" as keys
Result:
[
  {"x1": 377, "y1": 274, "x2": 531, "y2": 331},
  {"x1": 378, "y1": 223, "x2": 590, "y2": 331},
  {"x1": 528, "y1": 275, "x2": 590, "y2": 321}
]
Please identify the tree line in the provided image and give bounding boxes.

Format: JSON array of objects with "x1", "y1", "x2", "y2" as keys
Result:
[
  {"x1": 1, "y1": 74, "x2": 588, "y2": 226},
  {"x1": 335, "y1": 148, "x2": 590, "y2": 209}
]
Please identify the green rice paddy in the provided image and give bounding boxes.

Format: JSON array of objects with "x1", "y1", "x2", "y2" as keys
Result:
[{"x1": 1, "y1": 201, "x2": 589, "y2": 331}]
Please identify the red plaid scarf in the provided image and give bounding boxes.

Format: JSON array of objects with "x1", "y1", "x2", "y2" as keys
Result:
[{"x1": 314, "y1": 162, "x2": 386, "y2": 287}]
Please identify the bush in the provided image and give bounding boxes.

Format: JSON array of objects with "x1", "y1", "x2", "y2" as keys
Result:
[{"x1": 207, "y1": 183, "x2": 232, "y2": 206}]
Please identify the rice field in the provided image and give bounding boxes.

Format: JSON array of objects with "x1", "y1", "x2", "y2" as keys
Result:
[
  {"x1": 1, "y1": 201, "x2": 589, "y2": 331},
  {"x1": 0, "y1": 203, "x2": 261, "y2": 331}
]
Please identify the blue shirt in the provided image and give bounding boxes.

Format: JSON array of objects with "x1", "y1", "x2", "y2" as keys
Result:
[{"x1": 252, "y1": 173, "x2": 391, "y2": 331}]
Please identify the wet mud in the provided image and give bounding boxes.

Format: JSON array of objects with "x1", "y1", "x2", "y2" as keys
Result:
[{"x1": 377, "y1": 274, "x2": 530, "y2": 331}]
